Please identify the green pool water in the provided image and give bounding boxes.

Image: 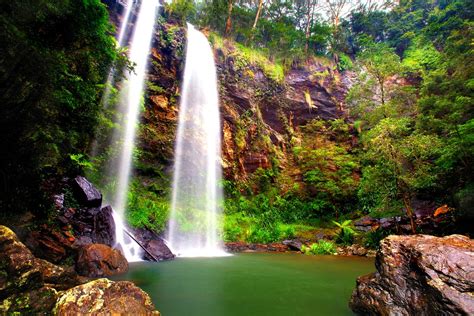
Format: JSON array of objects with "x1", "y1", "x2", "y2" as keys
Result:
[{"x1": 115, "y1": 253, "x2": 374, "y2": 316}]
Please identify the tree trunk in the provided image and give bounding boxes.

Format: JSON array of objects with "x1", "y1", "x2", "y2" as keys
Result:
[
  {"x1": 380, "y1": 79, "x2": 385, "y2": 105},
  {"x1": 403, "y1": 194, "x2": 417, "y2": 234},
  {"x1": 225, "y1": 0, "x2": 234, "y2": 36},
  {"x1": 304, "y1": 1, "x2": 313, "y2": 54},
  {"x1": 252, "y1": 0, "x2": 264, "y2": 29}
]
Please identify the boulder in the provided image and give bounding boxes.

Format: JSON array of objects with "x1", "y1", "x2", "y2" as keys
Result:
[
  {"x1": 25, "y1": 227, "x2": 74, "y2": 263},
  {"x1": 0, "y1": 225, "x2": 41, "y2": 299},
  {"x1": 131, "y1": 228, "x2": 175, "y2": 261},
  {"x1": 92, "y1": 205, "x2": 116, "y2": 245},
  {"x1": 76, "y1": 244, "x2": 128, "y2": 277},
  {"x1": 350, "y1": 234, "x2": 474, "y2": 315},
  {"x1": 0, "y1": 226, "x2": 83, "y2": 314},
  {"x1": 54, "y1": 278, "x2": 160, "y2": 315},
  {"x1": 33, "y1": 258, "x2": 86, "y2": 290},
  {"x1": 282, "y1": 239, "x2": 303, "y2": 251},
  {"x1": 224, "y1": 242, "x2": 290, "y2": 253},
  {"x1": 145, "y1": 239, "x2": 175, "y2": 261},
  {"x1": 72, "y1": 176, "x2": 102, "y2": 207},
  {"x1": 1, "y1": 286, "x2": 60, "y2": 314},
  {"x1": 58, "y1": 205, "x2": 115, "y2": 247}
]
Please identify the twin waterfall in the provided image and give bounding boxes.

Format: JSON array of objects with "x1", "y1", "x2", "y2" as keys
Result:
[
  {"x1": 167, "y1": 24, "x2": 226, "y2": 257},
  {"x1": 104, "y1": 2, "x2": 226, "y2": 260}
]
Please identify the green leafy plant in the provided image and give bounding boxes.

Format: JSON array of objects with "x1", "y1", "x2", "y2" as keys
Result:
[
  {"x1": 302, "y1": 240, "x2": 337, "y2": 255},
  {"x1": 363, "y1": 229, "x2": 391, "y2": 250},
  {"x1": 332, "y1": 219, "x2": 357, "y2": 245}
]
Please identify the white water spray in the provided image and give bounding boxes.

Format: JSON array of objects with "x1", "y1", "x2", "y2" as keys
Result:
[
  {"x1": 109, "y1": 0, "x2": 160, "y2": 262},
  {"x1": 167, "y1": 24, "x2": 227, "y2": 257}
]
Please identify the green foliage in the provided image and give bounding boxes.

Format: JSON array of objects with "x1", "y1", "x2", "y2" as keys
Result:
[
  {"x1": 0, "y1": 0, "x2": 119, "y2": 213},
  {"x1": 302, "y1": 240, "x2": 337, "y2": 255},
  {"x1": 332, "y1": 220, "x2": 357, "y2": 245},
  {"x1": 126, "y1": 181, "x2": 169, "y2": 233},
  {"x1": 295, "y1": 119, "x2": 359, "y2": 216},
  {"x1": 223, "y1": 212, "x2": 296, "y2": 243},
  {"x1": 355, "y1": 40, "x2": 402, "y2": 106},
  {"x1": 337, "y1": 53, "x2": 353, "y2": 71},
  {"x1": 165, "y1": 0, "x2": 197, "y2": 24},
  {"x1": 363, "y1": 229, "x2": 391, "y2": 250},
  {"x1": 359, "y1": 118, "x2": 443, "y2": 215},
  {"x1": 69, "y1": 154, "x2": 96, "y2": 173},
  {"x1": 209, "y1": 31, "x2": 285, "y2": 82}
]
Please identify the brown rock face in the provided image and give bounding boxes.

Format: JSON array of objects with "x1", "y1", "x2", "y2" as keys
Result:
[
  {"x1": 135, "y1": 20, "x2": 353, "y2": 184},
  {"x1": 349, "y1": 234, "x2": 474, "y2": 315},
  {"x1": 54, "y1": 278, "x2": 160, "y2": 315},
  {"x1": 76, "y1": 244, "x2": 128, "y2": 277}
]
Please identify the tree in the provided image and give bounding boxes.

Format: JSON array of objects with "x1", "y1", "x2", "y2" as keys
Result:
[
  {"x1": 225, "y1": 0, "x2": 235, "y2": 35},
  {"x1": 357, "y1": 41, "x2": 401, "y2": 106},
  {"x1": 252, "y1": 0, "x2": 265, "y2": 29},
  {"x1": 0, "y1": 0, "x2": 118, "y2": 213},
  {"x1": 360, "y1": 118, "x2": 442, "y2": 233},
  {"x1": 303, "y1": 0, "x2": 319, "y2": 53}
]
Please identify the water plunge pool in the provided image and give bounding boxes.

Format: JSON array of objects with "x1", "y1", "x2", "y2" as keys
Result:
[{"x1": 114, "y1": 253, "x2": 374, "y2": 315}]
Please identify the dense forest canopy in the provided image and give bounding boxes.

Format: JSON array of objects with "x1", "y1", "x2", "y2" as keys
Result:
[{"x1": 0, "y1": 0, "x2": 472, "y2": 240}]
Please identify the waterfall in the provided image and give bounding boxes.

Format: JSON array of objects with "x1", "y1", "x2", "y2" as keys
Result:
[
  {"x1": 108, "y1": 0, "x2": 160, "y2": 262},
  {"x1": 167, "y1": 23, "x2": 227, "y2": 257}
]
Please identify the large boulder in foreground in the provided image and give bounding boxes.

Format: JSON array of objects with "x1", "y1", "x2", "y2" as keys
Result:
[
  {"x1": 0, "y1": 226, "x2": 83, "y2": 314},
  {"x1": 350, "y1": 234, "x2": 474, "y2": 315},
  {"x1": 76, "y1": 244, "x2": 128, "y2": 277},
  {"x1": 54, "y1": 278, "x2": 160, "y2": 315}
]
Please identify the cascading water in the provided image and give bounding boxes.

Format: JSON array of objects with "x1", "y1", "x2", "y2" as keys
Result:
[
  {"x1": 167, "y1": 23, "x2": 227, "y2": 257},
  {"x1": 90, "y1": 0, "x2": 134, "y2": 158},
  {"x1": 108, "y1": 0, "x2": 160, "y2": 261}
]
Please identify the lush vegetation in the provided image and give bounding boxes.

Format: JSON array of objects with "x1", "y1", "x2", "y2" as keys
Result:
[
  {"x1": 1, "y1": 0, "x2": 472, "y2": 249},
  {"x1": 0, "y1": 0, "x2": 122, "y2": 214}
]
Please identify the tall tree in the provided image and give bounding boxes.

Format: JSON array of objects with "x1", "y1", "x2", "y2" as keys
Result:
[
  {"x1": 357, "y1": 41, "x2": 401, "y2": 106},
  {"x1": 304, "y1": 0, "x2": 319, "y2": 53},
  {"x1": 225, "y1": 0, "x2": 235, "y2": 35},
  {"x1": 252, "y1": 0, "x2": 265, "y2": 29},
  {"x1": 360, "y1": 118, "x2": 442, "y2": 233}
]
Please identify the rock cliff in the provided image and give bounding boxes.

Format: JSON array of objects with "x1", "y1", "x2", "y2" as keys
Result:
[{"x1": 139, "y1": 20, "x2": 353, "y2": 186}]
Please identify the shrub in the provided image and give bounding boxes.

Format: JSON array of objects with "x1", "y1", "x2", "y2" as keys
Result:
[
  {"x1": 302, "y1": 240, "x2": 337, "y2": 255},
  {"x1": 363, "y1": 228, "x2": 391, "y2": 249},
  {"x1": 337, "y1": 53, "x2": 353, "y2": 71},
  {"x1": 332, "y1": 220, "x2": 357, "y2": 245},
  {"x1": 126, "y1": 181, "x2": 169, "y2": 233}
]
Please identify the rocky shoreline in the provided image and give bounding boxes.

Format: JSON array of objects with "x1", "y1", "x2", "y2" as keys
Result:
[
  {"x1": 225, "y1": 240, "x2": 376, "y2": 257},
  {"x1": 0, "y1": 225, "x2": 160, "y2": 314}
]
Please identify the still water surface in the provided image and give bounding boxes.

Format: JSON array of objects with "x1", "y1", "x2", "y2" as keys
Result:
[{"x1": 115, "y1": 253, "x2": 374, "y2": 316}]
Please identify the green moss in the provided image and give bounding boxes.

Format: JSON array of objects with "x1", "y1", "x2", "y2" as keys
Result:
[
  {"x1": 209, "y1": 32, "x2": 285, "y2": 83},
  {"x1": 146, "y1": 81, "x2": 165, "y2": 94}
]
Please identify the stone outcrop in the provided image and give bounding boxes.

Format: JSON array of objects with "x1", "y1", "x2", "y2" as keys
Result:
[
  {"x1": 131, "y1": 227, "x2": 175, "y2": 261},
  {"x1": 0, "y1": 226, "x2": 83, "y2": 314},
  {"x1": 54, "y1": 278, "x2": 160, "y2": 315},
  {"x1": 25, "y1": 226, "x2": 75, "y2": 263},
  {"x1": 1, "y1": 225, "x2": 160, "y2": 314},
  {"x1": 76, "y1": 244, "x2": 128, "y2": 277},
  {"x1": 72, "y1": 176, "x2": 102, "y2": 207},
  {"x1": 350, "y1": 234, "x2": 474, "y2": 315},
  {"x1": 130, "y1": 20, "x2": 354, "y2": 184},
  {"x1": 57, "y1": 178, "x2": 115, "y2": 247},
  {"x1": 282, "y1": 239, "x2": 303, "y2": 251}
]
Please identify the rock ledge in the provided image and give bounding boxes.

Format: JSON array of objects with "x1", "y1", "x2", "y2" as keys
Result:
[{"x1": 350, "y1": 234, "x2": 474, "y2": 315}]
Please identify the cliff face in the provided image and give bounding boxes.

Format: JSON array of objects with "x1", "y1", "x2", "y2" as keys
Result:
[{"x1": 139, "y1": 21, "x2": 354, "y2": 188}]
